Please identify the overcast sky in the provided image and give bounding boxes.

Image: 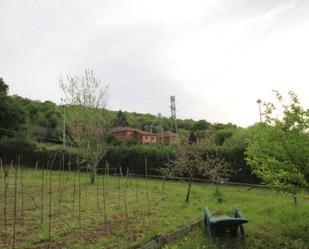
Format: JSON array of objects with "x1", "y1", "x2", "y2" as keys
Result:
[{"x1": 1, "y1": 0, "x2": 308, "y2": 127}]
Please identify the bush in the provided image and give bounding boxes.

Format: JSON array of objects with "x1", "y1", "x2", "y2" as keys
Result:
[{"x1": 104, "y1": 143, "x2": 177, "y2": 175}]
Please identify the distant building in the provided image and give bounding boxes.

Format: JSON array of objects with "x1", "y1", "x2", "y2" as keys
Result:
[
  {"x1": 157, "y1": 131, "x2": 177, "y2": 145},
  {"x1": 111, "y1": 127, "x2": 157, "y2": 144}
]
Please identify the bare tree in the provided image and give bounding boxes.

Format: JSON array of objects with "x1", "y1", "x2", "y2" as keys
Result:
[{"x1": 59, "y1": 69, "x2": 110, "y2": 184}]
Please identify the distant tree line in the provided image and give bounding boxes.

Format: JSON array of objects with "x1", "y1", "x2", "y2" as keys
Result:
[{"x1": 0, "y1": 77, "x2": 264, "y2": 183}]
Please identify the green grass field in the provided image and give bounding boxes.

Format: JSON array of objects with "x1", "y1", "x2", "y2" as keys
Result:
[{"x1": 0, "y1": 167, "x2": 308, "y2": 249}]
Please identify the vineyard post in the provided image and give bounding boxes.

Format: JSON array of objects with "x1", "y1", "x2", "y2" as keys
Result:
[
  {"x1": 145, "y1": 157, "x2": 150, "y2": 214},
  {"x1": 96, "y1": 167, "x2": 99, "y2": 213},
  {"x1": 48, "y1": 154, "x2": 57, "y2": 249},
  {"x1": 3, "y1": 167, "x2": 8, "y2": 245},
  {"x1": 119, "y1": 166, "x2": 128, "y2": 218},
  {"x1": 34, "y1": 160, "x2": 38, "y2": 180},
  {"x1": 20, "y1": 161, "x2": 24, "y2": 226},
  {"x1": 58, "y1": 157, "x2": 62, "y2": 213},
  {"x1": 78, "y1": 160, "x2": 81, "y2": 240},
  {"x1": 73, "y1": 167, "x2": 76, "y2": 213},
  {"x1": 0, "y1": 157, "x2": 3, "y2": 178},
  {"x1": 48, "y1": 163, "x2": 52, "y2": 249},
  {"x1": 12, "y1": 160, "x2": 18, "y2": 249},
  {"x1": 102, "y1": 162, "x2": 107, "y2": 227},
  {"x1": 41, "y1": 164, "x2": 45, "y2": 224}
]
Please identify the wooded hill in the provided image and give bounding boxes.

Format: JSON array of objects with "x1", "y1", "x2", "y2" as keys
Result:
[{"x1": 0, "y1": 78, "x2": 258, "y2": 183}]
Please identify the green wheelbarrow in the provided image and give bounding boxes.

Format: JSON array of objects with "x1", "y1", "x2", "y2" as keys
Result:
[{"x1": 204, "y1": 207, "x2": 248, "y2": 241}]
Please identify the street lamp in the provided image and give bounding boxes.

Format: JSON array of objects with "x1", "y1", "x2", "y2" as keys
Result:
[{"x1": 256, "y1": 99, "x2": 262, "y2": 123}]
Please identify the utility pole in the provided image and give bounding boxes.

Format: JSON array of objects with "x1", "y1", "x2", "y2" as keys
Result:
[
  {"x1": 157, "y1": 113, "x2": 164, "y2": 144},
  {"x1": 63, "y1": 105, "x2": 66, "y2": 149},
  {"x1": 256, "y1": 99, "x2": 262, "y2": 123},
  {"x1": 170, "y1": 96, "x2": 178, "y2": 133}
]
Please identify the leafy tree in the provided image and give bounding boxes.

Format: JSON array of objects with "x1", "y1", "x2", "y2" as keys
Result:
[
  {"x1": 113, "y1": 110, "x2": 128, "y2": 127},
  {"x1": 0, "y1": 78, "x2": 9, "y2": 96},
  {"x1": 246, "y1": 91, "x2": 309, "y2": 202},
  {"x1": 177, "y1": 119, "x2": 195, "y2": 131},
  {"x1": 60, "y1": 69, "x2": 110, "y2": 184},
  {"x1": 192, "y1": 119, "x2": 211, "y2": 132},
  {"x1": 214, "y1": 127, "x2": 237, "y2": 145},
  {"x1": 220, "y1": 125, "x2": 260, "y2": 183},
  {"x1": 0, "y1": 80, "x2": 28, "y2": 133}
]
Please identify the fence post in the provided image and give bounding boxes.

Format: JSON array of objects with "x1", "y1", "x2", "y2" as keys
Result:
[
  {"x1": 145, "y1": 157, "x2": 150, "y2": 214},
  {"x1": 41, "y1": 164, "x2": 45, "y2": 224},
  {"x1": 13, "y1": 160, "x2": 18, "y2": 249},
  {"x1": 3, "y1": 167, "x2": 8, "y2": 245},
  {"x1": 20, "y1": 162, "x2": 24, "y2": 226},
  {"x1": 78, "y1": 160, "x2": 81, "y2": 240},
  {"x1": 48, "y1": 161, "x2": 52, "y2": 249},
  {"x1": 119, "y1": 166, "x2": 128, "y2": 219}
]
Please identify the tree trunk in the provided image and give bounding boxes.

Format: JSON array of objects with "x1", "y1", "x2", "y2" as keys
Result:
[
  {"x1": 90, "y1": 160, "x2": 97, "y2": 184},
  {"x1": 185, "y1": 178, "x2": 193, "y2": 203},
  {"x1": 90, "y1": 166, "x2": 96, "y2": 184}
]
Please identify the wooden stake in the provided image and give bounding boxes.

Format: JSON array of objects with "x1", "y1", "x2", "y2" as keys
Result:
[
  {"x1": 48, "y1": 162, "x2": 52, "y2": 249},
  {"x1": 20, "y1": 161, "x2": 24, "y2": 226},
  {"x1": 34, "y1": 160, "x2": 38, "y2": 180},
  {"x1": 96, "y1": 168, "x2": 99, "y2": 213},
  {"x1": 12, "y1": 161, "x2": 18, "y2": 249},
  {"x1": 73, "y1": 168, "x2": 76, "y2": 213},
  {"x1": 145, "y1": 157, "x2": 150, "y2": 214},
  {"x1": 58, "y1": 157, "x2": 62, "y2": 213},
  {"x1": 102, "y1": 162, "x2": 107, "y2": 226},
  {"x1": 41, "y1": 165, "x2": 45, "y2": 224},
  {"x1": 119, "y1": 167, "x2": 128, "y2": 218},
  {"x1": 78, "y1": 160, "x2": 81, "y2": 240},
  {"x1": 3, "y1": 167, "x2": 8, "y2": 245},
  {"x1": 0, "y1": 157, "x2": 3, "y2": 178},
  {"x1": 48, "y1": 154, "x2": 57, "y2": 249}
]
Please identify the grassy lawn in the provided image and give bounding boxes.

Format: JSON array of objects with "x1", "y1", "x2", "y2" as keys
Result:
[{"x1": 0, "y1": 167, "x2": 308, "y2": 249}]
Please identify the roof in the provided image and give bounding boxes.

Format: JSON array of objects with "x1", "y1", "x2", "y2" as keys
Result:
[
  {"x1": 158, "y1": 131, "x2": 177, "y2": 138},
  {"x1": 111, "y1": 127, "x2": 156, "y2": 136}
]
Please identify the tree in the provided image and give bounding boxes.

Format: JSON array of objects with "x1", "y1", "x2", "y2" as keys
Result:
[
  {"x1": 192, "y1": 119, "x2": 211, "y2": 132},
  {"x1": 0, "y1": 78, "x2": 9, "y2": 96},
  {"x1": 113, "y1": 110, "x2": 128, "y2": 127},
  {"x1": 246, "y1": 91, "x2": 309, "y2": 203},
  {"x1": 0, "y1": 80, "x2": 28, "y2": 134},
  {"x1": 59, "y1": 69, "x2": 110, "y2": 184},
  {"x1": 161, "y1": 134, "x2": 229, "y2": 203}
]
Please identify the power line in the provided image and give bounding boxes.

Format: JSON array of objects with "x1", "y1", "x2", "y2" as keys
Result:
[
  {"x1": 221, "y1": 0, "x2": 281, "y2": 59},
  {"x1": 197, "y1": 0, "x2": 303, "y2": 86},
  {"x1": 210, "y1": 0, "x2": 306, "y2": 83},
  {"x1": 218, "y1": 0, "x2": 253, "y2": 40},
  {"x1": 251, "y1": 0, "x2": 306, "y2": 46}
]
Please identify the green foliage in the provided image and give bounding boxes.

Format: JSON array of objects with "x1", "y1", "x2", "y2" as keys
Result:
[
  {"x1": 219, "y1": 125, "x2": 260, "y2": 183},
  {"x1": 246, "y1": 91, "x2": 309, "y2": 195},
  {"x1": 0, "y1": 77, "x2": 9, "y2": 96},
  {"x1": 192, "y1": 119, "x2": 211, "y2": 131},
  {"x1": 112, "y1": 110, "x2": 129, "y2": 127},
  {"x1": 0, "y1": 135, "x2": 36, "y2": 154},
  {"x1": 22, "y1": 98, "x2": 62, "y2": 141},
  {"x1": 60, "y1": 69, "x2": 111, "y2": 183},
  {"x1": 105, "y1": 143, "x2": 176, "y2": 175},
  {"x1": 0, "y1": 95, "x2": 29, "y2": 133},
  {"x1": 214, "y1": 127, "x2": 237, "y2": 145}
]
